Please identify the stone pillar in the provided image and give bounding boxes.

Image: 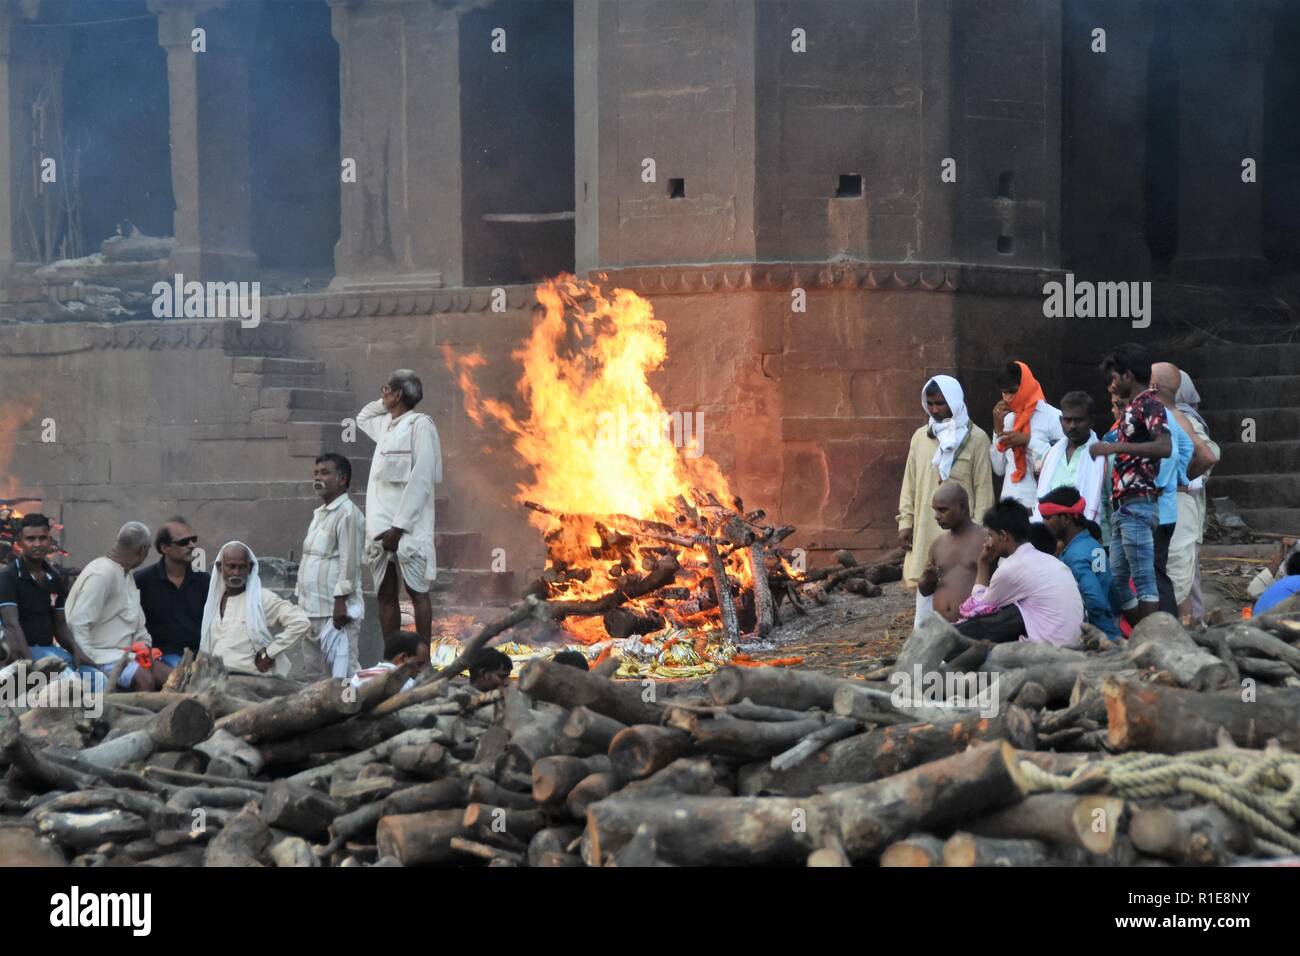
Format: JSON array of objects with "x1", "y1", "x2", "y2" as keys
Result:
[
  {"x1": 151, "y1": 0, "x2": 258, "y2": 281},
  {"x1": 329, "y1": 0, "x2": 463, "y2": 291},
  {"x1": 1062, "y1": 0, "x2": 1154, "y2": 278},
  {"x1": 1170, "y1": 1, "x2": 1270, "y2": 284},
  {"x1": 0, "y1": 8, "x2": 67, "y2": 277}
]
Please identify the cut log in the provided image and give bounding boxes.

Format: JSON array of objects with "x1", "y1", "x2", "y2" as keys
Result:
[
  {"x1": 381, "y1": 777, "x2": 470, "y2": 816},
  {"x1": 34, "y1": 809, "x2": 150, "y2": 849},
  {"x1": 501, "y1": 705, "x2": 570, "y2": 774},
  {"x1": 1237, "y1": 657, "x2": 1296, "y2": 682},
  {"x1": 943, "y1": 832, "x2": 1077, "y2": 867},
  {"x1": 879, "y1": 833, "x2": 945, "y2": 867},
  {"x1": 519, "y1": 659, "x2": 662, "y2": 726},
  {"x1": 1128, "y1": 804, "x2": 1255, "y2": 865},
  {"x1": 1224, "y1": 624, "x2": 1300, "y2": 671},
  {"x1": 770, "y1": 719, "x2": 862, "y2": 771},
  {"x1": 449, "y1": 837, "x2": 524, "y2": 866},
  {"x1": 617, "y1": 755, "x2": 725, "y2": 799},
  {"x1": 258, "y1": 714, "x2": 412, "y2": 766},
  {"x1": 892, "y1": 615, "x2": 969, "y2": 678},
  {"x1": 1, "y1": 721, "x2": 95, "y2": 792},
  {"x1": 260, "y1": 781, "x2": 344, "y2": 838},
  {"x1": 531, "y1": 754, "x2": 612, "y2": 804},
  {"x1": 376, "y1": 809, "x2": 471, "y2": 865},
  {"x1": 566, "y1": 771, "x2": 619, "y2": 819},
  {"x1": 269, "y1": 836, "x2": 319, "y2": 867},
  {"x1": 1104, "y1": 677, "x2": 1300, "y2": 752},
  {"x1": 608, "y1": 725, "x2": 695, "y2": 781},
  {"x1": 216, "y1": 678, "x2": 362, "y2": 743},
  {"x1": 1129, "y1": 613, "x2": 1234, "y2": 691},
  {"x1": 390, "y1": 743, "x2": 447, "y2": 780},
  {"x1": 740, "y1": 706, "x2": 1036, "y2": 797},
  {"x1": 286, "y1": 728, "x2": 442, "y2": 788},
  {"x1": 806, "y1": 834, "x2": 852, "y2": 867},
  {"x1": 562, "y1": 706, "x2": 628, "y2": 754},
  {"x1": 463, "y1": 803, "x2": 547, "y2": 843},
  {"x1": 706, "y1": 666, "x2": 850, "y2": 711},
  {"x1": 585, "y1": 741, "x2": 1030, "y2": 866},
  {"x1": 195, "y1": 728, "x2": 266, "y2": 777},
  {"x1": 527, "y1": 826, "x2": 582, "y2": 867},
  {"x1": 750, "y1": 542, "x2": 776, "y2": 637},
  {"x1": 601, "y1": 607, "x2": 664, "y2": 640},
  {"x1": 674, "y1": 712, "x2": 830, "y2": 760},
  {"x1": 32, "y1": 789, "x2": 182, "y2": 829},
  {"x1": 832, "y1": 684, "x2": 928, "y2": 723},
  {"x1": 167, "y1": 786, "x2": 264, "y2": 814},
  {"x1": 146, "y1": 698, "x2": 215, "y2": 749},
  {"x1": 467, "y1": 775, "x2": 535, "y2": 811},
  {"x1": 204, "y1": 803, "x2": 271, "y2": 866},
  {"x1": 964, "y1": 792, "x2": 1127, "y2": 856},
  {"x1": 703, "y1": 539, "x2": 740, "y2": 642}
]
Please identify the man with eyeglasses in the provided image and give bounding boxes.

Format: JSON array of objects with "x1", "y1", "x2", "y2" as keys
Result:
[{"x1": 135, "y1": 516, "x2": 211, "y2": 667}]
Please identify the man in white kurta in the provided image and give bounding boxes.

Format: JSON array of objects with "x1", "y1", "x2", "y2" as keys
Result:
[
  {"x1": 358, "y1": 369, "x2": 442, "y2": 644},
  {"x1": 200, "y1": 542, "x2": 309, "y2": 676}
]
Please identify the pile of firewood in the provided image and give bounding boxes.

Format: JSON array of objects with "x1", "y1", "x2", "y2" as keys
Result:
[{"x1": 1, "y1": 605, "x2": 1296, "y2": 867}]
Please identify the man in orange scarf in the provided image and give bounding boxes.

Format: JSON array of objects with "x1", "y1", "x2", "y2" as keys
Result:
[{"x1": 991, "y1": 361, "x2": 1065, "y2": 512}]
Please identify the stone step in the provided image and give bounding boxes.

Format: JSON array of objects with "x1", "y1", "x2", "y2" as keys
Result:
[
  {"x1": 1211, "y1": 474, "x2": 1300, "y2": 509},
  {"x1": 236, "y1": 371, "x2": 347, "y2": 390},
  {"x1": 233, "y1": 356, "x2": 327, "y2": 376},
  {"x1": 1194, "y1": 375, "x2": 1300, "y2": 410},
  {"x1": 259, "y1": 387, "x2": 356, "y2": 412},
  {"x1": 1200, "y1": 407, "x2": 1300, "y2": 439},
  {"x1": 1180, "y1": 343, "x2": 1300, "y2": 379},
  {"x1": 1212, "y1": 441, "x2": 1300, "y2": 476},
  {"x1": 1235, "y1": 509, "x2": 1300, "y2": 536}
]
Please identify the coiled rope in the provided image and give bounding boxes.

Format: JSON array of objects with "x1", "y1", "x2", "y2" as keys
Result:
[{"x1": 1018, "y1": 751, "x2": 1300, "y2": 853}]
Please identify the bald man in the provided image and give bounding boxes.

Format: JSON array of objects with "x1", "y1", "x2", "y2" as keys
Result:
[
  {"x1": 917, "y1": 483, "x2": 986, "y2": 622},
  {"x1": 1151, "y1": 362, "x2": 1220, "y2": 615}
]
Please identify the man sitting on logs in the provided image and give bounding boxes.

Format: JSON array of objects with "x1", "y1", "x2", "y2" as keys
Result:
[
  {"x1": 64, "y1": 521, "x2": 171, "y2": 691},
  {"x1": 953, "y1": 500, "x2": 1083, "y2": 647},
  {"x1": 198, "y1": 542, "x2": 310, "y2": 676},
  {"x1": 1038, "y1": 486, "x2": 1122, "y2": 642},
  {"x1": 469, "y1": 648, "x2": 513, "y2": 691},
  {"x1": 916, "y1": 484, "x2": 984, "y2": 623}
]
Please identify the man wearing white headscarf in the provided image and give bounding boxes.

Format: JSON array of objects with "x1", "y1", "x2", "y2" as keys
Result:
[
  {"x1": 897, "y1": 376, "x2": 995, "y2": 627},
  {"x1": 358, "y1": 370, "x2": 442, "y2": 645},
  {"x1": 200, "y1": 542, "x2": 310, "y2": 676}
]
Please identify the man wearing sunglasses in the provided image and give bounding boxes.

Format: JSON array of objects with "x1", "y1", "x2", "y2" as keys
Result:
[{"x1": 135, "y1": 516, "x2": 211, "y2": 668}]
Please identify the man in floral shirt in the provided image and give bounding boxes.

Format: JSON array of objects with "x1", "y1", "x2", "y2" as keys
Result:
[{"x1": 1090, "y1": 344, "x2": 1172, "y2": 624}]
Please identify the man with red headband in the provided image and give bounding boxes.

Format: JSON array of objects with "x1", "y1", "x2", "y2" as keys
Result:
[
  {"x1": 1038, "y1": 486, "x2": 1121, "y2": 642},
  {"x1": 991, "y1": 361, "x2": 1064, "y2": 512}
]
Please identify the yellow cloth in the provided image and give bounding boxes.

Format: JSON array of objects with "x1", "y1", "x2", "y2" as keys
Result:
[{"x1": 897, "y1": 423, "x2": 995, "y2": 586}]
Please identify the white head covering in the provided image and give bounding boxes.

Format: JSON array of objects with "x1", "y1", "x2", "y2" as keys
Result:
[
  {"x1": 923, "y1": 375, "x2": 970, "y2": 481},
  {"x1": 1175, "y1": 371, "x2": 1206, "y2": 430},
  {"x1": 200, "y1": 540, "x2": 272, "y2": 654}
]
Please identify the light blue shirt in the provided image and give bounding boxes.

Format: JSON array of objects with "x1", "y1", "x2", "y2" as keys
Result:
[{"x1": 1156, "y1": 413, "x2": 1192, "y2": 526}]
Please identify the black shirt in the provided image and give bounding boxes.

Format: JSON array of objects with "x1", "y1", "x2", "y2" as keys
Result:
[
  {"x1": 134, "y1": 559, "x2": 211, "y2": 657},
  {"x1": 0, "y1": 558, "x2": 68, "y2": 647}
]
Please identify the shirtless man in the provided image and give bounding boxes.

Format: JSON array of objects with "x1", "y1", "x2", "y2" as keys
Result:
[{"x1": 916, "y1": 484, "x2": 985, "y2": 622}]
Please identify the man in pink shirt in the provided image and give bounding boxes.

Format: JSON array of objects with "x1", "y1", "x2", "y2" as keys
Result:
[{"x1": 955, "y1": 499, "x2": 1084, "y2": 648}]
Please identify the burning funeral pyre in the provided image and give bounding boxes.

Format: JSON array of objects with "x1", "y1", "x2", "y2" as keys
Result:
[{"x1": 443, "y1": 276, "x2": 894, "y2": 678}]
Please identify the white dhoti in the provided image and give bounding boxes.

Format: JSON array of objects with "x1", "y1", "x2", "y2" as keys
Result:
[
  {"x1": 366, "y1": 534, "x2": 434, "y2": 595},
  {"x1": 357, "y1": 400, "x2": 442, "y2": 596},
  {"x1": 1167, "y1": 490, "x2": 1204, "y2": 604}
]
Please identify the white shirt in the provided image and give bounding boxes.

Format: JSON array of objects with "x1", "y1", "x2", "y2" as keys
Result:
[
  {"x1": 64, "y1": 556, "x2": 151, "y2": 666},
  {"x1": 992, "y1": 402, "x2": 1065, "y2": 511},
  {"x1": 296, "y1": 494, "x2": 366, "y2": 616},
  {"x1": 358, "y1": 400, "x2": 442, "y2": 581},
  {"x1": 207, "y1": 588, "x2": 310, "y2": 676},
  {"x1": 1034, "y1": 432, "x2": 1106, "y2": 523}
]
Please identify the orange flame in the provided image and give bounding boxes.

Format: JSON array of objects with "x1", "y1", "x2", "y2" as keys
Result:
[{"x1": 446, "y1": 275, "x2": 753, "y2": 638}]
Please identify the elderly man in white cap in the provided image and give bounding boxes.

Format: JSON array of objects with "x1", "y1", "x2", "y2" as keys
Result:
[
  {"x1": 64, "y1": 521, "x2": 170, "y2": 691},
  {"x1": 897, "y1": 375, "x2": 996, "y2": 628},
  {"x1": 200, "y1": 542, "x2": 309, "y2": 676},
  {"x1": 357, "y1": 369, "x2": 442, "y2": 645}
]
